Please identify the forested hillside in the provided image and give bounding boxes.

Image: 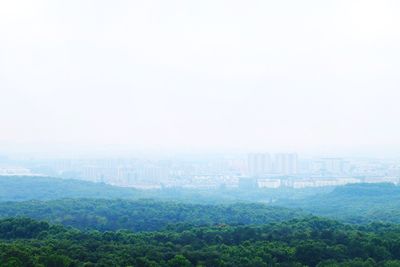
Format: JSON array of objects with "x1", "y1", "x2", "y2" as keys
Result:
[
  {"x1": 2, "y1": 217, "x2": 400, "y2": 266},
  {"x1": 0, "y1": 176, "x2": 332, "y2": 203},
  {"x1": 3, "y1": 177, "x2": 400, "y2": 227},
  {"x1": 0, "y1": 176, "x2": 141, "y2": 201},
  {"x1": 3, "y1": 177, "x2": 400, "y2": 266},
  {"x1": 0, "y1": 199, "x2": 306, "y2": 231},
  {"x1": 278, "y1": 183, "x2": 400, "y2": 224}
]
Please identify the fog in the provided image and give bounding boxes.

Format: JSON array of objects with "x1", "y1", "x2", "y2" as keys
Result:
[{"x1": 1, "y1": 0, "x2": 400, "y2": 156}]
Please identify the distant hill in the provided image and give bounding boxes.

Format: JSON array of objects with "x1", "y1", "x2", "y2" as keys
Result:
[
  {"x1": 0, "y1": 176, "x2": 310, "y2": 231},
  {"x1": 0, "y1": 175, "x2": 333, "y2": 203},
  {"x1": 330, "y1": 182, "x2": 400, "y2": 197},
  {"x1": 0, "y1": 199, "x2": 307, "y2": 231},
  {"x1": 277, "y1": 183, "x2": 400, "y2": 224},
  {"x1": 0, "y1": 176, "x2": 143, "y2": 201}
]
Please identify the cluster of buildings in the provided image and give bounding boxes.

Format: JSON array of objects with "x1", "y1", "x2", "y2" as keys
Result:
[
  {"x1": 247, "y1": 153, "x2": 353, "y2": 177},
  {"x1": 0, "y1": 167, "x2": 33, "y2": 176},
  {"x1": 243, "y1": 153, "x2": 400, "y2": 189},
  {"x1": 247, "y1": 153, "x2": 299, "y2": 176},
  {"x1": 1, "y1": 153, "x2": 400, "y2": 189}
]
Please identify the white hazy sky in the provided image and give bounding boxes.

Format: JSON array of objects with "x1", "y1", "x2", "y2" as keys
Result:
[{"x1": 1, "y1": 0, "x2": 400, "y2": 155}]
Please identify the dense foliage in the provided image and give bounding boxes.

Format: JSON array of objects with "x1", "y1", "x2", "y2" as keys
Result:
[
  {"x1": 2, "y1": 217, "x2": 400, "y2": 266},
  {"x1": 0, "y1": 176, "x2": 332, "y2": 203},
  {"x1": 0, "y1": 176, "x2": 141, "y2": 201},
  {"x1": 0, "y1": 199, "x2": 306, "y2": 231},
  {"x1": 278, "y1": 183, "x2": 400, "y2": 224},
  {"x1": 3, "y1": 179, "x2": 400, "y2": 228},
  {"x1": 4, "y1": 177, "x2": 400, "y2": 266}
]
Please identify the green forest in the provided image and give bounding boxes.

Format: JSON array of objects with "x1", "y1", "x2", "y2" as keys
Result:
[
  {"x1": 0, "y1": 176, "x2": 331, "y2": 203},
  {"x1": 2, "y1": 217, "x2": 400, "y2": 266},
  {"x1": 0, "y1": 199, "x2": 306, "y2": 231},
  {"x1": 277, "y1": 183, "x2": 400, "y2": 224},
  {"x1": 2, "y1": 176, "x2": 400, "y2": 266}
]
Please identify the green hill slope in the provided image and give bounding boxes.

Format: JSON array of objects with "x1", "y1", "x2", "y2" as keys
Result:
[
  {"x1": 0, "y1": 199, "x2": 306, "y2": 231},
  {"x1": 278, "y1": 183, "x2": 400, "y2": 224},
  {"x1": 0, "y1": 176, "x2": 142, "y2": 201}
]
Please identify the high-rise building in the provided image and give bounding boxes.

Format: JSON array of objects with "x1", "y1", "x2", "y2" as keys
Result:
[
  {"x1": 311, "y1": 158, "x2": 350, "y2": 175},
  {"x1": 274, "y1": 153, "x2": 298, "y2": 175},
  {"x1": 247, "y1": 153, "x2": 272, "y2": 177},
  {"x1": 324, "y1": 158, "x2": 343, "y2": 174}
]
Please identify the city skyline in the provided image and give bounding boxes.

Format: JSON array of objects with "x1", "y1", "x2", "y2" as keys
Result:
[{"x1": 1, "y1": 151, "x2": 400, "y2": 190}]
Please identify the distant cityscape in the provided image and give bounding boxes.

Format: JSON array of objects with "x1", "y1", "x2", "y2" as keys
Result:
[{"x1": 0, "y1": 153, "x2": 400, "y2": 189}]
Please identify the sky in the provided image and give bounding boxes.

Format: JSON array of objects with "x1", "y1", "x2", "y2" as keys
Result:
[{"x1": 1, "y1": 0, "x2": 400, "y2": 156}]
